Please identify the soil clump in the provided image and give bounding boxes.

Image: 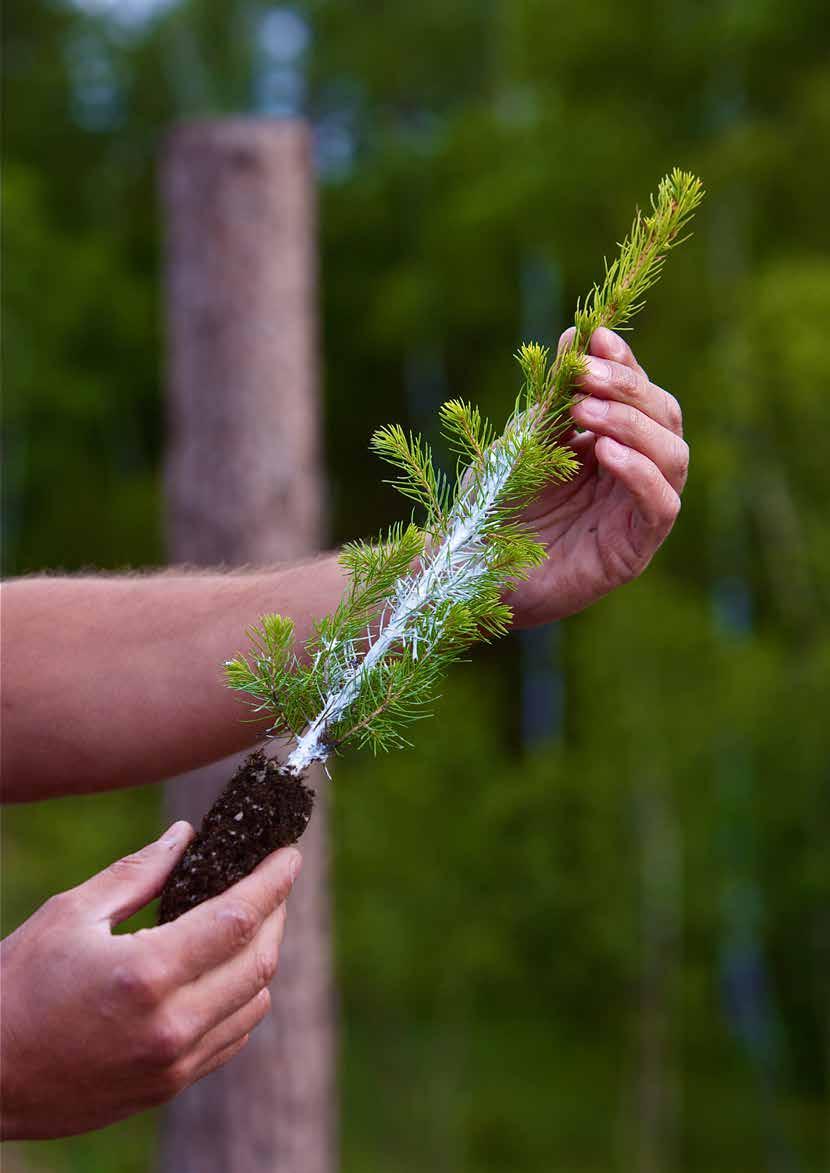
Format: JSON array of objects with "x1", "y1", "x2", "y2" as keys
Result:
[{"x1": 159, "y1": 750, "x2": 314, "y2": 924}]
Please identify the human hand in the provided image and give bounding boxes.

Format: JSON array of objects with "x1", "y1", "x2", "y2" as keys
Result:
[
  {"x1": 0, "y1": 822, "x2": 301, "y2": 1140},
  {"x1": 510, "y1": 327, "x2": 689, "y2": 627}
]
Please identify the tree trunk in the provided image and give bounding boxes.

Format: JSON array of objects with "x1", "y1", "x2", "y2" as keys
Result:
[
  {"x1": 635, "y1": 772, "x2": 679, "y2": 1173},
  {"x1": 158, "y1": 119, "x2": 335, "y2": 1173}
]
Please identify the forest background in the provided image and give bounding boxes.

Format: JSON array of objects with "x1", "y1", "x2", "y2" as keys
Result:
[{"x1": 3, "y1": 1, "x2": 829, "y2": 1169}]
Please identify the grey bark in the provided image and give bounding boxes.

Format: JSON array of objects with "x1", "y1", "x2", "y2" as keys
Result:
[{"x1": 158, "y1": 119, "x2": 335, "y2": 1173}]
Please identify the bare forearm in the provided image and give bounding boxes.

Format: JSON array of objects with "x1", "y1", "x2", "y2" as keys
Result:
[{"x1": 1, "y1": 557, "x2": 347, "y2": 803}]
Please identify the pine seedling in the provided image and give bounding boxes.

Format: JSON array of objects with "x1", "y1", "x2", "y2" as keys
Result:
[{"x1": 159, "y1": 169, "x2": 704, "y2": 923}]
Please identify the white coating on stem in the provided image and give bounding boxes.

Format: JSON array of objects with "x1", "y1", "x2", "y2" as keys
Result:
[{"x1": 283, "y1": 418, "x2": 530, "y2": 776}]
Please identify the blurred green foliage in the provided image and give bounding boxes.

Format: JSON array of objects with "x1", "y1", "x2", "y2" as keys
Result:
[{"x1": 3, "y1": 0, "x2": 828, "y2": 1169}]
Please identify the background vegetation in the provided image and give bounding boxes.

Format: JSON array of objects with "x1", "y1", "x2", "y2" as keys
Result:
[{"x1": 3, "y1": 1, "x2": 828, "y2": 1169}]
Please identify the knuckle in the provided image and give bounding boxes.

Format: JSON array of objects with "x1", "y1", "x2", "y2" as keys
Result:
[
  {"x1": 665, "y1": 392, "x2": 683, "y2": 433},
  {"x1": 645, "y1": 459, "x2": 665, "y2": 492},
  {"x1": 664, "y1": 488, "x2": 682, "y2": 523},
  {"x1": 674, "y1": 439, "x2": 690, "y2": 480},
  {"x1": 626, "y1": 403, "x2": 652, "y2": 441},
  {"x1": 217, "y1": 897, "x2": 261, "y2": 948},
  {"x1": 143, "y1": 1013, "x2": 190, "y2": 1067},
  {"x1": 604, "y1": 541, "x2": 645, "y2": 584},
  {"x1": 43, "y1": 889, "x2": 77, "y2": 918},
  {"x1": 612, "y1": 362, "x2": 640, "y2": 396},
  {"x1": 255, "y1": 948, "x2": 279, "y2": 989},
  {"x1": 273, "y1": 873, "x2": 295, "y2": 909},
  {"x1": 111, "y1": 958, "x2": 164, "y2": 1008},
  {"x1": 107, "y1": 851, "x2": 148, "y2": 882}
]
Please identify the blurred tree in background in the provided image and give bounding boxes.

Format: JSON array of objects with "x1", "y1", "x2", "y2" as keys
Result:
[{"x1": 3, "y1": 1, "x2": 828, "y2": 1170}]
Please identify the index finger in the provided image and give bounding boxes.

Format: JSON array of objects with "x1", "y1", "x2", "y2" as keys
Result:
[{"x1": 149, "y1": 846, "x2": 301, "y2": 982}]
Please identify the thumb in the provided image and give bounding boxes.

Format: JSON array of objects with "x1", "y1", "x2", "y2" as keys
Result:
[{"x1": 77, "y1": 821, "x2": 194, "y2": 928}]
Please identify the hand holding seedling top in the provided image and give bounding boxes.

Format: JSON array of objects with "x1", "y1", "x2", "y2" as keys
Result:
[
  {"x1": 160, "y1": 170, "x2": 704, "y2": 923},
  {"x1": 509, "y1": 324, "x2": 690, "y2": 627}
]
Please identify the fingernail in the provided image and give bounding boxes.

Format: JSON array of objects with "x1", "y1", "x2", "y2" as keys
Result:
[
  {"x1": 160, "y1": 821, "x2": 188, "y2": 846},
  {"x1": 585, "y1": 356, "x2": 611, "y2": 381},
  {"x1": 287, "y1": 850, "x2": 303, "y2": 882},
  {"x1": 576, "y1": 396, "x2": 608, "y2": 420}
]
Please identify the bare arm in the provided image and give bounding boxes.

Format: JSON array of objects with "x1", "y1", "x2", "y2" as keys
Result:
[{"x1": 1, "y1": 556, "x2": 348, "y2": 803}]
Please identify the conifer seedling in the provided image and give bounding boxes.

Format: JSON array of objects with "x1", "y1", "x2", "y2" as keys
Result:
[{"x1": 159, "y1": 170, "x2": 704, "y2": 923}]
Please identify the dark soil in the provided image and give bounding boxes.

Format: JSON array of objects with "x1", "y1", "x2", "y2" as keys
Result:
[{"x1": 158, "y1": 749, "x2": 314, "y2": 924}]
